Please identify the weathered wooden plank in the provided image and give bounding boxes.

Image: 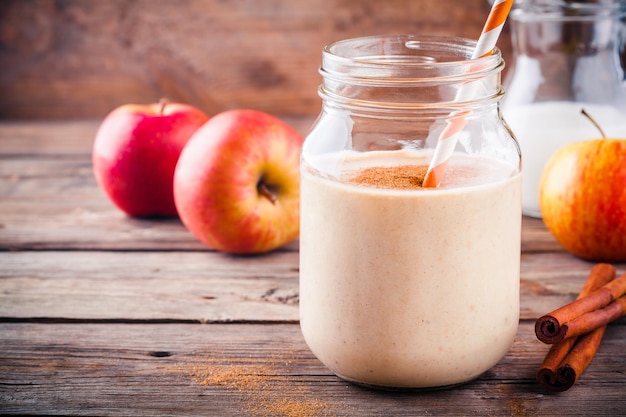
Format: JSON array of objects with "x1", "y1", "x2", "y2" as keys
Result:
[
  {"x1": 520, "y1": 216, "x2": 563, "y2": 253},
  {"x1": 0, "y1": 120, "x2": 98, "y2": 156},
  {"x1": 1, "y1": 250, "x2": 624, "y2": 321},
  {"x1": 0, "y1": 157, "x2": 229, "y2": 249},
  {"x1": 0, "y1": 174, "x2": 300, "y2": 251},
  {"x1": 1, "y1": 152, "x2": 560, "y2": 252},
  {"x1": 0, "y1": 0, "x2": 506, "y2": 120},
  {"x1": 0, "y1": 119, "x2": 310, "y2": 251},
  {"x1": 1, "y1": 118, "x2": 626, "y2": 417},
  {"x1": 0, "y1": 322, "x2": 624, "y2": 416},
  {"x1": 0, "y1": 198, "x2": 213, "y2": 251},
  {"x1": 0, "y1": 250, "x2": 300, "y2": 322},
  {"x1": 0, "y1": 119, "x2": 314, "y2": 156},
  {"x1": 521, "y1": 253, "x2": 626, "y2": 318}
]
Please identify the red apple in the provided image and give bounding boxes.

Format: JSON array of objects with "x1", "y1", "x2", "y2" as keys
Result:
[
  {"x1": 93, "y1": 99, "x2": 209, "y2": 217},
  {"x1": 173, "y1": 109, "x2": 304, "y2": 254},
  {"x1": 539, "y1": 138, "x2": 626, "y2": 262}
]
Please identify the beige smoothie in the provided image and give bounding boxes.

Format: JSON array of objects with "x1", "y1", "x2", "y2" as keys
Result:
[{"x1": 299, "y1": 149, "x2": 522, "y2": 389}]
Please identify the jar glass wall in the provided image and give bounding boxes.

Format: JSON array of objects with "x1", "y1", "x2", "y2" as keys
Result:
[{"x1": 299, "y1": 35, "x2": 522, "y2": 390}]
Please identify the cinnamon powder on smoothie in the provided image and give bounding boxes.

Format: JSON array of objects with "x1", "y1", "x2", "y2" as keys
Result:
[{"x1": 347, "y1": 165, "x2": 427, "y2": 189}]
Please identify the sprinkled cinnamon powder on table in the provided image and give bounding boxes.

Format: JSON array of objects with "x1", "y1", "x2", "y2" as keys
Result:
[
  {"x1": 251, "y1": 397, "x2": 330, "y2": 417},
  {"x1": 347, "y1": 165, "x2": 427, "y2": 189},
  {"x1": 189, "y1": 360, "x2": 334, "y2": 417},
  {"x1": 192, "y1": 364, "x2": 269, "y2": 391}
]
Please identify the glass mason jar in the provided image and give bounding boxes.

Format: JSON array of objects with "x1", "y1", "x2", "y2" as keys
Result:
[
  {"x1": 501, "y1": 0, "x2": 626, "y2": 217},
  {"x1": 299, "y1": 35, "x2": 522, "y2": 390}
]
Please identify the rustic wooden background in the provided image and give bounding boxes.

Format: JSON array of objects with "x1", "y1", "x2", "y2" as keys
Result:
[{"x1": 0, "y1": 0, "x2": 512, "y2": 120}]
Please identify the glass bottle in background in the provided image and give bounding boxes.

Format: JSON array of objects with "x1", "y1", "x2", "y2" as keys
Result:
[{"x1": 501, "y1": 0, "x2": 626, "y2": 218}]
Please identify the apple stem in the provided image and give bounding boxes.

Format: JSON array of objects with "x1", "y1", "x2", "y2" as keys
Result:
[
  {"x1": 581, "y1": 108, "x2": 606, "y2": 139},
  {"x1": 258, "y1": 182, "x2": 278, "y2": 204},
  {"x1": 159, "y1": 98, "x2": 168, "y2": 115}
]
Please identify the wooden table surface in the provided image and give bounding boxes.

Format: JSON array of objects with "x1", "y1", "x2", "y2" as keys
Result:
[{"x1": 1, "y1": 120, "x2": 625, "y2": 416}]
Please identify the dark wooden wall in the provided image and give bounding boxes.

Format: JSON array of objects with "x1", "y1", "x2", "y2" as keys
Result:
[{"x1": 0, "y1": 0, "x2": 511, "y2": 120}]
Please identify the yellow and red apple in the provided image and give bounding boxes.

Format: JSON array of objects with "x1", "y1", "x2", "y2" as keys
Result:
[
  {"x1": 539, "y1": 138, "x2": 626, "y2": 262},
  {"x1": 173, "y1": 109, "x2": 304, "y2": 254},
  {"x1": 92, "y1": 99, "x2": 209, "y2": 217}
]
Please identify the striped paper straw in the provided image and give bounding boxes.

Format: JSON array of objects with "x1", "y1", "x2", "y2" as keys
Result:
[{"x1": 422, "y1": 0, "x2": 514, "y2": 188}]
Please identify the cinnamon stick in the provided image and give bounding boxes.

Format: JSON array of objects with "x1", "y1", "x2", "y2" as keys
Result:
[
  {"x1": 536, "y1": 263, "x2": 615, "y2": 392},
  {"x1": 537, "y1": 264, "x2": 616, "y2": 392},
  {"x1": 535, "y1": 270, "x2": 626, "y2": 344},
  {"x1": 559, "y1": 295, "x2": 626, "y2": 340},
  {"x1": 539, "y1": 326, "x2": 607, "y2": 393}
]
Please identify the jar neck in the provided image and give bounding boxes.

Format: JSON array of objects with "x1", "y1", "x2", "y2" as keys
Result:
[{"x1": 319, "y1": 35, "x2": 506, "y2": 117}]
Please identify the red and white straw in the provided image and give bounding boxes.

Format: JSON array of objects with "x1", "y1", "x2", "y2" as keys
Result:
[{"x1": 422, "y1": 0, "x2": 514, "y2": 188}]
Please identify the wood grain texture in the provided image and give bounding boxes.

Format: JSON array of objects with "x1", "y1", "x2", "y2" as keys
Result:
[
  {"x1": 1, "y1": 121, "x2": 625, "y2": 323},
  {"x1": 0, "y1": 0, "x2": 508, "y2": 120},
  {"x1": 1, "y1": 248, "x2": 624, "y2": 322},
  {"x1": 1, "y1": 121, "x2": 626, "y2": 415},
  {"x1": 0, "y1": 250, "x2": 300, "y2": 322},
  {"x1": 1, "y1": 322, "x2": 625, "y2": 416},
  {"x1": 0, "y1": 118, "x2": 313, "y2": 155},
  {"x1": 0, "y1": 120, "x2": 308, "y2": 251},
  {"x1": 0, "y1": 120, "x2": 554, "y2": 252}
]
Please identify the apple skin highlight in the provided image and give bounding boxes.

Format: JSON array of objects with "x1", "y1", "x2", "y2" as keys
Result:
[
  {"x1": 539, "y1": 139, "x2": 626, "y2": 262},
  {"x1": 173, "y1": 109, "x2": 304, "y2": 254},
  {"x1": 92, "y1": 101, "x2": 209, "y2": 217}
]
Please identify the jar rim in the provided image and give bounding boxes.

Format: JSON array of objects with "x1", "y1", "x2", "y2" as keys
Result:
[
  {"x1": 318, "y1": 34, "x2": 506, "y2": 112},
  {"x1": 321, "y1": 34, "x2": 503, "y2": 80}
]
